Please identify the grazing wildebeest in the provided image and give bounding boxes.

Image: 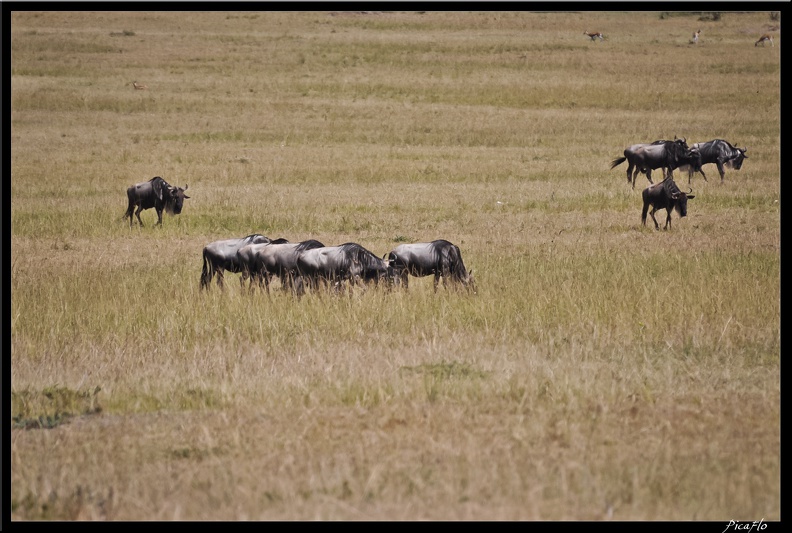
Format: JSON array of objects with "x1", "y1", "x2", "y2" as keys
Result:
[
  {"x1": 641, "y1": 178, "x2": 695, "y2": 230},
  {"x1": 610, "y1": 138, "x2": 692, "y2": 189},
  {"x1": 295, "y1": 242, "x2": 390, "y2": 296},
  {"x1": 240, "y1": 239, "x2": 324, "y2": 293},
  {"x1": 200, "y1": 234, "x2": 273, "y2": 290},
  {"x1": 124, "y1": 176, "x2": 189, "y2": 228},
  {"x1": 686, "y1": 139, "x2": 748, "y2": 184},
  {"x1": 236, "y1": 238, "x2": 291, "y2": 291},
  {"x1": 387, "y1": 239, "x2": 476, "y2": 293}
]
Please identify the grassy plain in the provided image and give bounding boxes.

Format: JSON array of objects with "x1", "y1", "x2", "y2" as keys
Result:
[{"x1": 9, "y1": 10, "x2": 780, "y2": 521}]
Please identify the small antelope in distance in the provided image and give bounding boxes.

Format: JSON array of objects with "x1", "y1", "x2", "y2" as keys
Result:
[
  {"x1": 690, "y1": 29, "x2": 701, "y2": 44},
  {"x1": 755, "y1": 34, "x2": 774, "y2": 47},
  {"x1": 132, "y1": 81, "x2": 148, "y2": 90},
  {"x1": 583, "y1": 30, "x2": 604, "y2": 42}
]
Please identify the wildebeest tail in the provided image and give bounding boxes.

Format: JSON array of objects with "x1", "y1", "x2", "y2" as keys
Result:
[
  {"x1": 200, "y1": 249, "x2": 211, "y2": 290},
  {"x1": 123, "y1": 186, "x2": 135, "y2": 221},
  {"x1": 610, "y1": 156, "x2": 627, "y2": 169}
]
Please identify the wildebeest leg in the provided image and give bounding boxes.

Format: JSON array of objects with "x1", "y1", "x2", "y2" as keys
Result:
[
  {"x1": 294, "y1": 276, "x2": 305, "y2": 298},
  {"x1": 665, "y1": 207, "x2": 672, "y2": 230},
  {"x1": 262, "y1": 272, "x2": 273, "y2": 295},
  {"x1": 716, "y1": 161, "x2": 726, "y2": 182},
  {"x1": 216, "y1": 269, "x2": 225, "y2": 290},
  {"x1": 135, "y1": 205, "x2": 145, "y2": 227},
  {"x1": 649, "y1": 207, "x2": 661, "y2": 230},
  {"x1": 626, "y1": 162, "x2": 634, "y2": 185},
  {"x1": 434, "y1": 272, "x2": 441, "y2": 292},
  {"x1": 155, "y1": 207, "x2": 164, "y2": 226}
]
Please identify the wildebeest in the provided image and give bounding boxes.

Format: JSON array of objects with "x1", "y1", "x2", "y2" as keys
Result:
[
  {"x1": 686, "y1": 139, "x2": 748, "y2": 183},
  {"x1": 387, "y1": 239, "x2": 476, "y2": 293},
  {"x1": 610, "y1": 138, "x2": 693, "y2": 189},
  {"x1": 239, "y1": 239, "x2": 324, "y2": 293},
  {"x1": 235, "y1": 238, "x2": 292, "y2": 291},
  {"x1": 124, "y1": 176, "x2": 189, "y2": 228},
  {"x1": 201, "y1": 234, "x2": 274, "y2": 290},
  {"x1": 641, "y1": 178, "x2": 695, "y2": 230},
  {"x1": 295, "y1": 242, "x2": 391, "y2": 295}
]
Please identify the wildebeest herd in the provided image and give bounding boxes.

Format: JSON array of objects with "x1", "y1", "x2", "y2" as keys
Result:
[
  {"x1": 123, "y1": 136, "x2": 747, "y2": 293},
  {"x1": 610, "y1": 137, "x2": 748, "y2": 228},
  {"x1": 199, "y1": 234, "x2": 476, "y2": 296}
]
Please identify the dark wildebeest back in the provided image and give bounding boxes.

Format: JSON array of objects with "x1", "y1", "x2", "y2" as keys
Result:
[
  {"x1": 641, "y1": 178, "x2": 696, "y2": 230},
  {"x1": 124, "y1": 176, "x2": 189, "y2": 228},
  {"x1": 610, "y1": 138, "x2": 692, "y2": 189},
  {"x1": 295, "y1": 242, "x2": 390, "y2": 295},
  {"x1": 686, "y1": 139, "x2": 748, "y2": 183},
  {"x1": 387, "y1": 239, "x2": 476, "y2": 293},
  {"x1": 201, "y1": 234, "x2": 273, "y2": 290}
]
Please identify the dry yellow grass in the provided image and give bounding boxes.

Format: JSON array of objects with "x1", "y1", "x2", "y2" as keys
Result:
[{"x1": 10, "y1": 10, "x2": 780, "y2": 521}]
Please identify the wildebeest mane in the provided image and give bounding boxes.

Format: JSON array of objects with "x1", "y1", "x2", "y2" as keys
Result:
[
  {"x1": 338, "y1": 242, "x2": 381, "y2": 270},
  {"x1": 242, "y1": 234, "x2": 268, "y2": 244},
  {"x1": 662, "y1": 178, "x2": 682, "y2": 198},
  {"x1": 296, "y1": 239, "x2": 325, "y2": 252}
]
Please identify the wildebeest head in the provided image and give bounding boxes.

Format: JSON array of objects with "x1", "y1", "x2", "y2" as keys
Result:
[
  {"x1": 730, "y1": 147, "x2": 748, "y2": 170},
  {"x1": 165, "y1": 184, "x2": 190, "y2": 215},
  {"x1": 667, "y1": 182, "x2": 695, "y2": 218},
  {"x1": 681, "y1": 146, "x2": 702, "y2": 170}
]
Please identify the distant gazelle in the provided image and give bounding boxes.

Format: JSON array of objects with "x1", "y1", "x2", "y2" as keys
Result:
[
  {"x1": 583, "y1": 30, "x2": 604, "y2": 42},
  {"x1": 690, "y1": 29, "x2": 701, "y2": 44},
  {"x1": 132, "y1": 81, "x2": 148, "y2": 90},
  {"x1": 755, "y1": 34, "x2": 774, "y2": 47}
]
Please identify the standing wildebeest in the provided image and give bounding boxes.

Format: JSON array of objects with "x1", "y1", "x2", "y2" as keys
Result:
[
  {"x1": 610, "y1": 138, "x2": 692, "y2": 189},
  {"x1": 239, "y1": 239, "x2": 324, "y2": 293},
  {"x1": 295, "y1": 242, "x2": 390, "y2": 296},
  {"x1": 124, "y1": 176, "x2": 189, "y2": 228},
  {"x1": 641, "y1": 178, "x2": 695, "y2": 230},
  {"x1": 387, "y1": 239, "x2": 476, "y2": 293},
  {"x1": 686, "y1": 139, "x2": 748, "y2": 184},
  {"x1": 201, "y1": 234, "x2": 274, "y2": 290}
]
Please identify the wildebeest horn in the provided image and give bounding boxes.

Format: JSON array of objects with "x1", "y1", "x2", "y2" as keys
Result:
[
  {"x1": 184, "y1": 184, "x2": 188, "y2": 190},
  {"x1": 688, "y1": 187, "x2": 693, "y2": 194}
]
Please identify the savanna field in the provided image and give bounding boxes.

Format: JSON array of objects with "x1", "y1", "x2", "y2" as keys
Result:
[{"x1": 8, "y1": 10, "x2": 780, "y2": 521}]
